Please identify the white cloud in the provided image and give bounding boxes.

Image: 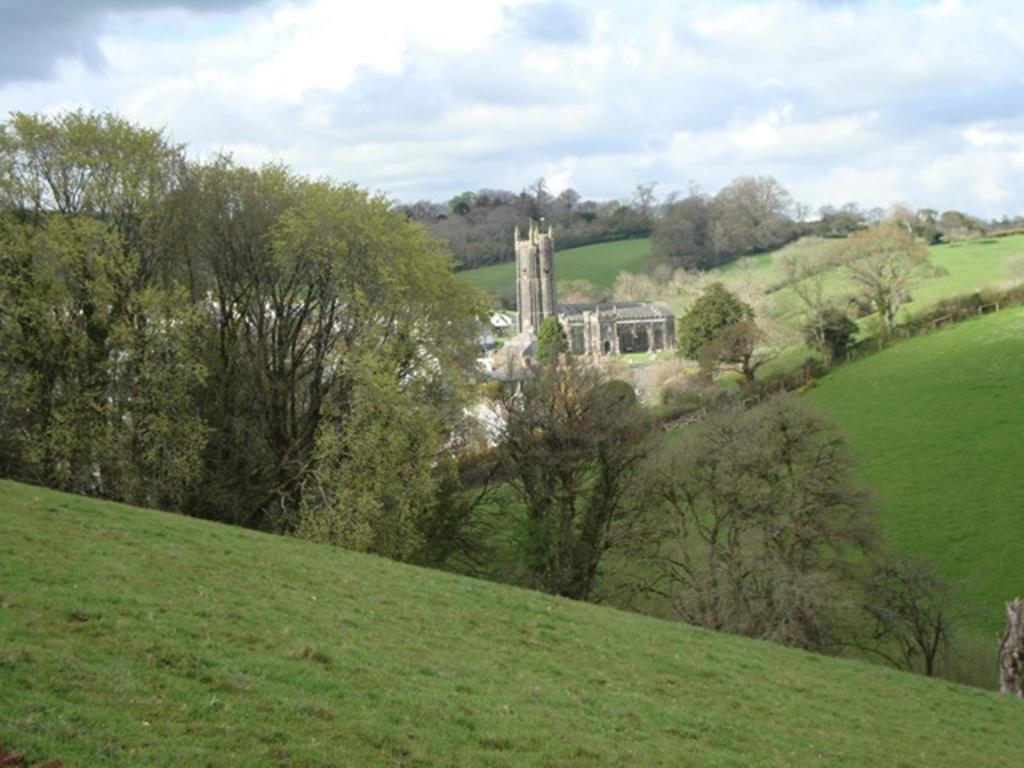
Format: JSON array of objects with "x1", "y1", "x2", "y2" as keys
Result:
[
  {"x1": 2, "y1": 0, "x2": 1024, "y2": 217},
  {"x1": 964, "y1": 125, "x2": 1024, "y2": 148}
]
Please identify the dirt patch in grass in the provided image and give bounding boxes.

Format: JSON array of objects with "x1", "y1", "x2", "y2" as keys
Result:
[{"x1": 0, "y1": 747, "x2": 63, "y2": 767}]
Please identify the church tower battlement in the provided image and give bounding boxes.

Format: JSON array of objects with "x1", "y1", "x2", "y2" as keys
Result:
[{"x1": 514, "y1": 220, "x2": 555, "y2": 335}]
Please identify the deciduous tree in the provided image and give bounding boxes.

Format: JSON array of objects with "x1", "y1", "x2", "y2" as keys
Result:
[
  {"x1": 696, "y1": 320, "x2": 765, "y2": 381},
  {"x1": 843, "y1": 224, "x2": 939, "y2": 335},
  {"x1": 640, "y1": 396, "x2": 877, "y2": 651},
  {"x1": 498, "y1": 365, "x2": 651, "y2": 600},
  {"x1": 677, "y1": 283, "x2": 753, "y2": 360},
  {"x1": 857, "y1": 554, "x2": 956, "y2": 677}
]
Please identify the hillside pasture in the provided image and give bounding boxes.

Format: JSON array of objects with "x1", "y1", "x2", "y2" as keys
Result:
[
  {"x1": 762, "y1": 234, "x2": 1024, "y2": 323},
  {"x1": 806, "y1": 306, "x2": 1024, "y2": 636},
  {"x1": 2, "y1": 480, "x2": 1023, "y2": 766}
]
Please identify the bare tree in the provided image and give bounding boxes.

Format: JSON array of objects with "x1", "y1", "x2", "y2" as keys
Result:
[
  {"x1": 640, "y1": 396, "x2": 877, "y2": 651},
  {"x1": 632, "y1": 181, "x2": 658, "y2": 218},
  {"x1": 777, "y1": 238, "x2": 857, "y2": 364},
  {"x1": 697, "y1": 320, "x2": 766, "y2": 382},
  {"x1": 858, "y1": 554, "x2": 956, "y2": 676},
  {"x1": 650, "y1": 191, "x2": 715, "y2": 270},
  {"x1": 710, "y1": 175, "x2": 796, "y2": 256},
  {"x1": 843, "y1": 224, "x2": 940, "y2": 335}
]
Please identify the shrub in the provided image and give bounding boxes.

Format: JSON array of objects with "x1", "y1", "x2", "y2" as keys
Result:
[
  {"x1": 536, "y1": 316, "x2": 569, "y2": 364},
  {"x1": 803, "y1": 308, "x2": 858, "y2": 366},
  {"x1": 677, "y1": 283, "x2": 753, "y2": 359}
]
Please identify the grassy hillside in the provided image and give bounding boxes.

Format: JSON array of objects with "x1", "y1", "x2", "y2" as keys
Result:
[
  {"x1": 2, "y1": 481, "x2": 1023, "y2": 766},
  {"x1": 806, "y1": 306, "x2": 1024, "y2": 636},
  {"x1": 458, "y1": 238, "x2": 650, "y2": 303},
  {"x1": 757, "y1": 235, "x2": 1024, "y2": 320}
]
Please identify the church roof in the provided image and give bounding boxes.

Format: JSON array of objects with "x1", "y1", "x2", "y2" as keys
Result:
[{"x1": 557, "y1": 301, "x2": 675, "y2": 321}]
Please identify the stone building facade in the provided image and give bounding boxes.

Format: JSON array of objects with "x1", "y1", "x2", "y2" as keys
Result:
[
  {"x1": 514, "y1": 221, "x2": 556, "y2": 335},
  {"x1": 557, "y1": 302, "x2": 676, "y2": 357},
  {"x1": 513, "y1": 221, "x2": 675, "y2": 357}
]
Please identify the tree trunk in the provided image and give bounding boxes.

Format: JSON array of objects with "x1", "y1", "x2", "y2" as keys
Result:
[{"x1": 998, "y1": 599, "x2": 1024, "y2": 698}]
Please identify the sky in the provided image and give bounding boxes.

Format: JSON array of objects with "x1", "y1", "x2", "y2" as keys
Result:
[{"x1": 1, "y1": 0, "x2": 1023, "y2": 217}]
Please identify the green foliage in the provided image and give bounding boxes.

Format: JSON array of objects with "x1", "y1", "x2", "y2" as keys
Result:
[
  {"x1": 813, "y1": 203, "x2": 868, "y2": 237},
  {"x1": 535, "y1": 315, "x2": 568, "y2": 364},
  {"x1": 416, "y1": 180, "x2": 655, "y2": 271},
  {"x1": 2, "y1": 479, "x2": 1022, "y2": 767},
  {"x1": 179, "y1": 162, "x2": 483, "y2": 535},
  {"x1": 296, "y1": 361, "x2": 445, "y2": 561},
  {"x1": 0, "y1": 110, "x2": 483, "y2": 555},
  {"x1": 449, "y1": 191, "x2": 473, "y2": 215},
  {"x1": 677, "y1": 282, "x2": 752, "y2": 359},
  {"x1": 606, "y1": 203, "x2": 653, "y2": 239},
  {"x1": 0, "y1": 112, "x2": 206, "y2": 509}
]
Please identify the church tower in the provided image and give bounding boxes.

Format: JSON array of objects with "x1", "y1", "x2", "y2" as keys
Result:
[{"x1": 514, "y1": 220, "x2": 556, "y2": 335}]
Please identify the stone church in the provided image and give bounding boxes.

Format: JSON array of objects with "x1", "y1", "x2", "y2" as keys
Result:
[{"x1": 514, "y1": 221, "x2": 675, "y2": 357}]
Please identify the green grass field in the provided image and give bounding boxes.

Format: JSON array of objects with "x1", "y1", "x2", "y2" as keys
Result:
[
  {"x1": 806, "y1": 306, "x2": 1024, "y2": 637},
  {"x1": 458, "y1": 238, "x2": 650, "y2": 303},
  {"x1": 756, "y1": 235, "x2": 1024, "y2": 321},
  {"x1": 3, "y1": 480, "x2": 1023, "y2": 766}
]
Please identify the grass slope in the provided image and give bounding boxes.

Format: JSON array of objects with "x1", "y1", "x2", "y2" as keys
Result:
[
  {"x1": 758, "y1": 235, "x2": 1024, "y2": 320},
  {"x1": 2, "y1": 481, "x2": 1023, "y2": 766},
  {"x1": 806, "y1": 306, "x2": 1024, "y2": 636},
  {"x1": 458, "y1": 238, "x2": 650, "y2": 303}
]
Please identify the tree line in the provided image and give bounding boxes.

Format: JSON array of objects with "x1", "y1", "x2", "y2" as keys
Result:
[
  {"x1": 401, "y1": 179, "x2": 655, "y2": 270},
  {"x1": 0, "y1": 110, "x2": 482, "y2": 559},
  {"x1": 414, "y1": 172, "x2": 1001, "y2": 279}
]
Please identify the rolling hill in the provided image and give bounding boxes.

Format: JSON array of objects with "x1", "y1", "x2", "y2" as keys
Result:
[
  {"x1": 806, "y1": 306, "x2": 1024, "y2": 636},
  {"x1": 2, "y1": 480, "x2": 1022, "y2": 766}
]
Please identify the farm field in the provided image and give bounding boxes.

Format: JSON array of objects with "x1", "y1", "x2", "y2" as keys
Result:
[
  {"x1": 806, "y1": 306, "x2": 1024, "y2": 636},
  {"x1": 457, "y1": 238, "x2": 650, "y2": 303},
  {"x1": 3, "y1": 480, "x2": 1023, "y2": 766}
]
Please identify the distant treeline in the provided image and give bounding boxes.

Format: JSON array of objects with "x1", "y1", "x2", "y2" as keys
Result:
[
  {"x1": 408, "y1": 175, "x2": 1009, "y2": 274},
  {"x1": 400, "y1": 180, "x2": 655, "y2": 270}
]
